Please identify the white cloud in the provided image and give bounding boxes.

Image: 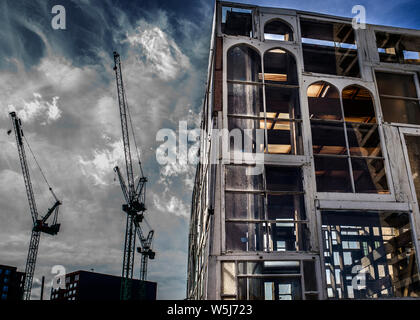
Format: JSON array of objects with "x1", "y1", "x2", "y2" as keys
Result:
[
  {"x1": 37, "y1": 56, "x2": 97, "y2": 92},
  {"x1": 153, "y1": 194, "x2": 189, "y2": 218},
  {"x1": 78, "y1": 140, "x2": 124, "y2": 186},
  {"x1": 8, "y1": 93, "x2": 62, "y2": 124},
  {"x1": 125, "y1": 23, "x2": 191, "y2": 80}
]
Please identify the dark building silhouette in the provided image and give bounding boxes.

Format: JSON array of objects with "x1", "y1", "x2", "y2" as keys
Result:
[
  {"x1": 50, "y1": 270, "x2": 157, "y2": 301},
  {"x1": 0, "y1": 264, "x2": 25, "y2": 301}
]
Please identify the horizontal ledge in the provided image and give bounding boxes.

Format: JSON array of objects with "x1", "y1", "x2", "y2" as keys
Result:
[
  {"x1": 316, "y1": 199, "x2": 410, "y2": 211},
  {"x1": 225, "y1": 219, "x2": 309, "y2": 223}
]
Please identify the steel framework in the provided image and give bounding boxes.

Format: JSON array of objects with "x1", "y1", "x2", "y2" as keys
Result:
[
  {"x1": 9, "y1": 112, "x2": 61, "y2": 300},
  {"x1": 113, "y1": 52, "x2": 154, "y2": 300}
]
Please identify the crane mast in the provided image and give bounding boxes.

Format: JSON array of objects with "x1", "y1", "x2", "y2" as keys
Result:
[
  {"x1": 113, "y1": 52, "x2": 151, "y2": 300},
  {"x1": 135, "y1": 222, "x2": 155, "y2": 281},
  {"x1": 9, "y1": 112, "x2": 61, "y2": 300}
]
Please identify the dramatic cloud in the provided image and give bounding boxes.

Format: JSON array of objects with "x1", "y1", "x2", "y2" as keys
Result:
[
  {"x1": 78, "y1": 140, "x2": 124, "y2": 186},
  {"x1": 1, "y1": 0, "x2": 417, "y2": 301},
  {"x1": 126, "y1": 23, "x2": 191, "y2": 80},
  {"x1": 0, "y1": 0, "x2": 212, "y2": 300},
  {"x1": 8, "y1": 93, "x2": 62, "y2": 124}
]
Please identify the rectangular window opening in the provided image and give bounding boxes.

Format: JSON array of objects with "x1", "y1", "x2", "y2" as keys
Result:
[
  {"x1": 222, "y1": 6, "x2": 253, "y2": 37},
  {"x1": 376, "y1": 72, "x2": 420, "y2": 125},
  {"x1": 300, "y1": 19, "x2": 360, "y2": 77},
  {"x1": 376, "y1": 31, "x2": 420, "y2": 65}
]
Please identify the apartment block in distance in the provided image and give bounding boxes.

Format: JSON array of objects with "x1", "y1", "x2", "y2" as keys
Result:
[
  {"x1": 187, "y1": 1, "x2": 420, "y2": 300},
  {"x1": 0, "y1": 264, "x2": 25, "y2": 301},
  {"x1": 50, "y1": 270, "x2": 157, "y2": 301}
]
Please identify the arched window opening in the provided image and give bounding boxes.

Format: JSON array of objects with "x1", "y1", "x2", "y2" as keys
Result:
[
  {"x1": 308, "y1": 82, "x2": 350, "y2": 192},
  {"x1": 264, "y1": 49, "x2": 298, "y2": 85},
  {"x1": 263, "y1": 49, "x2": 302, "y2": 155},
  {"x1": 308, "y1": 82, "x2": 389, "y2": 194},
  {"x1": 264, "y1": 20, "x2": 294, "y2": 41},
  {"x1": 227, "y1": 45, "x2": 264, "y2": 153},
  {"x1": 342, "y1": 85, "x2": 388, "y2": 193},
  {"x1": 227, "y1": 45, "x2": 261, "y2": 83}
]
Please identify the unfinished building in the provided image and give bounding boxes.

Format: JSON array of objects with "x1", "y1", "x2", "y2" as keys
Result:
[{"x1": 187, "y1": 1, "x2": 420, "y2": 300}]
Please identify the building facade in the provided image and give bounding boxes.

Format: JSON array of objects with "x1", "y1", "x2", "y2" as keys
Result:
[
  {"x1": 50, "y1": 270, "x2": 157, "y2": 301},
  {"x1": 187, "y1": 1, "x2": 420, "y2": 300},
  {"x1": 0, "y1": 264, "x2": 25, "y2": 301}
]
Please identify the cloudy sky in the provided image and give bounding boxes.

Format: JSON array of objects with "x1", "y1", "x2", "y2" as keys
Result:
[{"x1": 0, "y1": 0, "x2": 419, "y2": 300}]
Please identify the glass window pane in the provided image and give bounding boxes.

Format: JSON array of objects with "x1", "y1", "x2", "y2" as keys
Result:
[
  {"x1": 379, "y1": 98, "x2": 420, "y2": 125},
  {"x1": 225, "y1": 165, "x2": 263, "y2": 190},
  {"x1": 303, "y1": 261, "x2": 317, "y2": 292},
  {"x1": 307, "y1": 82, "x2": 342, "y2": 120},
  {"x1": 222, "y1": 262, "x2": 237, "y2": 295},
  {"x1": 342, "y1": 86, "x2": 376, "y2": 123},
  {"x1": 238, "y1": 272, "x2": 302, "y2": 300},
  {"x1": 265, "y1": 166, "x2": 303, "y2": 191},
  {"x1": 268, "y1": 222, "x2": 306, "y2": 251},
  {"x1": 346, "y1": 123, "x2": 382, "y2": 157},
  {"x1": 322, "y1": 211, "x2": 420, "y2": 299},
  {"x1": 351, "y1": 157, "x2": 389, "y2": 194},
  {"x1": 264, "y1": 20, "x2": 294, "y2": 41},
  {"x1": 228, "y1": 116, "x2": 260, "y2": 130},
  {"x1": 263, "y1": 49, "x2": 298, "y2": 85},
  {"x1": 225, "y1": 222, "x2": 265, "y2": 251},
  {"x1": 265, "y1": 86, "x2": 301, "y2": 118},
  {"x1": 238, "y1": 261, "x2": 300, "y2": 275},
  {"x1": 267, "y1": 195, "x2": 306, "y2": 220},
  {"x1": 225, "y1": 192, "x2": 264, "y2": 220},
  {"x1": 314, "y1": 156, "x2": 352, "y2": 192},
  {"x1": 227, "y1": 45, "x2": 261, "y2": 82},
  {"x1": 228, "y1": 83, "x2": 263, "y2": 115},
  {"x1": 311, "y1": 121, "x2": 347, "y2": 155},
  {"x1": 228, "y1": 117, "x2": 264, "y2": 153}
]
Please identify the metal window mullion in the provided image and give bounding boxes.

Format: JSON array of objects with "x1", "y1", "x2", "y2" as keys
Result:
[
  {"x1": 235, "y1": 260, "x2": 239, "y2": 299},
  {"x1": 237, "y1": 274, "x2": 301, "y2": 278},
  {"x1": 339, "y1": 93, "x2": 356, "y2": 193},
  {"x1": 262, "y1": 53, "x2": 269, "y2": 155},
  {"x1": 226, "y1": 218, "x2": 309, "y2": 223}
]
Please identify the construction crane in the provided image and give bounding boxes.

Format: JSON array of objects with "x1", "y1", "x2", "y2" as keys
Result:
[
  {"x1": 135, "y1": 221, "x2": 155, "y2": 281},
  {"x1": 9, "y1": 112, "x2": 62, "y2": 300},
  {"x1": 113, "y1": 51, "x2": 154, "y2": 300},
  {"x1": 114, "y1": 166, "x2": 155, "y2": 282}
]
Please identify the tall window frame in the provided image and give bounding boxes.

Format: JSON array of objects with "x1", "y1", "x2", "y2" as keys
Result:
[
  {"x1": 307, "y1": 81, "x2": 391, "y2": 194},
  {"x1": 223, "y1": 164, "x2": 309, "y2": 253},
  {"x1": 226, "y1": 43, "x2": 303, "y2": 156}
]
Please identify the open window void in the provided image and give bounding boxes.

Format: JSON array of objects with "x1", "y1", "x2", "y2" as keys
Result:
[
  {"x1": 308, "y1": 82, "x2": 389, "y2": 193},
  {"x1": 264, "y1": 19, "x2": 294, "y2": 41},
  {"x1": 300, "y1": 19, "x2": 360, "y2": 77},
  {"x1": 376, "y1": 31, "x2": 420, "y2": 65},
  {"x1": 376, "y1": 72, "x2": 420, "y2": 125},
  {"x1": 222, "y1": 6, "x2": 253, "y2": 37}
]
